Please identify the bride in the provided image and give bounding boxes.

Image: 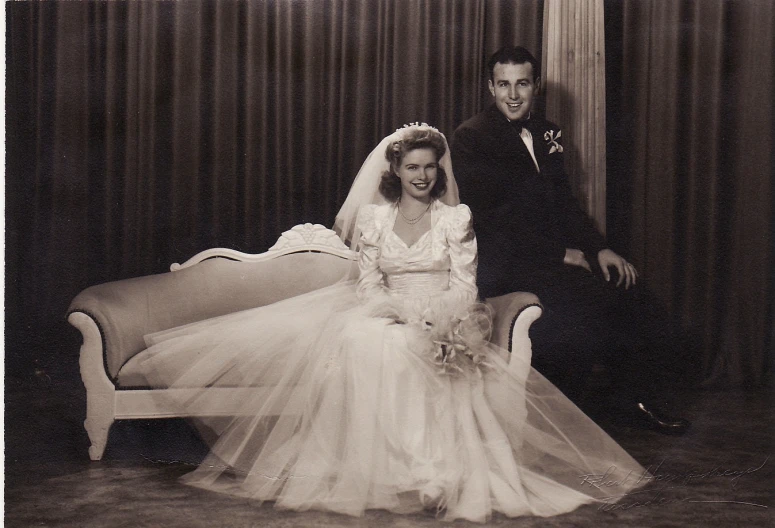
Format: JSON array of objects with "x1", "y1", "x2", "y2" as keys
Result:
[{"x1": 137, "y1": 123, "x2": 648, "y2": 522}]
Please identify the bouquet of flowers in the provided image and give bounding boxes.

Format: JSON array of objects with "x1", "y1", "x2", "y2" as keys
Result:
[{"x1": 406, "y1": 298, "x2": 494, "y2": 376}]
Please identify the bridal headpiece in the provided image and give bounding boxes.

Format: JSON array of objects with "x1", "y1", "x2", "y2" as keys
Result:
[{"x1": 334, "y1": 122, "x2": 460, "y2": 250}]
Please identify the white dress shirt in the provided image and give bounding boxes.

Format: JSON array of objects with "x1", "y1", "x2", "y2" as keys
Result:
[{"x1": 519, "y1": 127, "x2": 541, "y2": 172}]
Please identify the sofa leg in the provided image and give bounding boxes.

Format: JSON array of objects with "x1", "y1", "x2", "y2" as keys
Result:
[
  {"x1": 84, "y1": 392, "x2": 115, "y2": 461},
  {"x1": 69, "y1": 311, "x2": 117, "y2": 461}
]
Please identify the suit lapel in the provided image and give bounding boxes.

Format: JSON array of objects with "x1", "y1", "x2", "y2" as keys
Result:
[
  {"x1": 486, "y1": 106, "x2": 540, "y2": 176},
  {"x1": 528, "y1": 119, "x2": 563, "y2": 174},
  {"x1": 529, "y1": 123, "x2": 547, "y2": 170}
]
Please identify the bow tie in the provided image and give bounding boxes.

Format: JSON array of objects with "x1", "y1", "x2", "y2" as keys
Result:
[{"x1": 510, "y1": 117, "x2": 532, "y2": 131}]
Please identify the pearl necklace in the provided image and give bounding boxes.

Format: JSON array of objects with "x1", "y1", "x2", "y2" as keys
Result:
[{"x1": 398, "y1": 202, "x2": 432, "y2": 224}]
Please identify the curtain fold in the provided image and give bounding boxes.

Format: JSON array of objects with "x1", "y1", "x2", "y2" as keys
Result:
[
  {"x1": 8, "y1": 0, "x2": 768, "y2": 387},
  {"x1": 6, "y1": 0, "x2": 542, "y2": 378},
  {"x1": 542, "y1": 0, "x2": 607, "y2": 233},
  {"x1": 607, "y1": 0, "x2": 773, "y2": 386}
]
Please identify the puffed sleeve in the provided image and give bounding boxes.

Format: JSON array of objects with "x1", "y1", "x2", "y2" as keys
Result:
[
  {"x1": 355, "y1": 204, "x2": 391, "y2": 303},
  {"x1": 439, "y1": 204, "x2": 478, "y2": 308}
]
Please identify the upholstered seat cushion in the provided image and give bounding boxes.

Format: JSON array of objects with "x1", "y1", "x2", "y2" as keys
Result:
[
  {"x1": 116, "y1": 348, "x2": 292, "y2": 388},
  {"x1": 115, "y1": 352, "x2": 158, "y2": 388},
  {"x1": 115, "y1": 294, "x2": 538, "y2": 389},
  {"x1": 70, "y1": 252, "x2": 358, "y2": 379}
]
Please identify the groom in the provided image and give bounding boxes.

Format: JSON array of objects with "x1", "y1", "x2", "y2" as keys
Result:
[{"x1": 451, "y1": 46, "x2": 690, "y2": 435}]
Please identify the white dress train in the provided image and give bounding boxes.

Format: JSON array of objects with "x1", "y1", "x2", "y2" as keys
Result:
[{"x1": 136, "y1": 201, "x2": 648, "y2": 522}]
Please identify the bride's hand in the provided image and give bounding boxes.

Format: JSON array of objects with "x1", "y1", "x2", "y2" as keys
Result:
[{"x1": 388, "y1": 295, "x2": 436, "y2": 326}]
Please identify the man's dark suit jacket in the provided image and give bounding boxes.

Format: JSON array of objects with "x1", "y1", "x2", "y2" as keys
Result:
[{"x1": 451, "y1": 104, "x2": 607, "y2": 299}]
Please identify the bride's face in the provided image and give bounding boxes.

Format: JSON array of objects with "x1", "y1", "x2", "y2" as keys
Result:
[{"x1": 397, "y1": 148, "x2": 438, "y2": 202}]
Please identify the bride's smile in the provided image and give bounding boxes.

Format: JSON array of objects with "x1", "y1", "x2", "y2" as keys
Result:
[{"x1": 397, "y1": 148, "x2": 438, "y2": 202}]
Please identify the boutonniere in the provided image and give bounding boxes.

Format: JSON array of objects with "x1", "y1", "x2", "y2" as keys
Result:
[{"x1": 544, "y1": 130, "x2": 563, "y2": 153}]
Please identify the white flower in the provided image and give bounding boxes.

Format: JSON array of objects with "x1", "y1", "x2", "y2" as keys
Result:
[{"x1": 544, "y1": 130, "x2": 563, "y2": 153}]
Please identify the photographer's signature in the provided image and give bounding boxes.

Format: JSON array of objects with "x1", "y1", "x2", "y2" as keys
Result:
[{"x1": 578, "y1": 457, "x2": 769, "y2": 511}]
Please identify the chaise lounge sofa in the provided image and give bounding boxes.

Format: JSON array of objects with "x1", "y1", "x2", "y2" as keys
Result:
[{"x1": 67, "y1": 223, "x2": 542, "y2": 460}]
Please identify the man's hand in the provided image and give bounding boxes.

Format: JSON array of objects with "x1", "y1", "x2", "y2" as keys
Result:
[
  {"x1": 597, "y1": 249, "x2": 638, "y2": 289},
  {"x1": 564, "y1": 248, "x2": 592, "y2": 272}
]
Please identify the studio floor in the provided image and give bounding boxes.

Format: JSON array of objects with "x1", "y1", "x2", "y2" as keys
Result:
[{"x1": 5, "y1": 374, "x2": 773, "y2": 528}]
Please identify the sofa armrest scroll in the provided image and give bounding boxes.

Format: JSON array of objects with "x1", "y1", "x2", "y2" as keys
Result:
[
  {"x1": 67, "y1": 270, "x2": 203, "y2": 380},
  {"x1": 68, "y1": 254, "x2": 358, "y2": 379},
  {"x1": 485, "y1": 292, "x2": 543, "y2": 354}
]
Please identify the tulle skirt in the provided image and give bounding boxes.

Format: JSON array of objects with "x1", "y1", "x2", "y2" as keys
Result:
[{"x1": 136, "y1": 281, "x2": 648, "y2": 522}]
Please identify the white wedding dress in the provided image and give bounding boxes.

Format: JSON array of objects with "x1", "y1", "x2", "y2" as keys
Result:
[{"x1": 136, "y1": 200, "x2": 647, "y2": 522}]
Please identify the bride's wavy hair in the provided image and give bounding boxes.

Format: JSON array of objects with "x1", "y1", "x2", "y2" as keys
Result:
[{"x1": 378, "y1": 128, "x2": 448, "y2": 202}]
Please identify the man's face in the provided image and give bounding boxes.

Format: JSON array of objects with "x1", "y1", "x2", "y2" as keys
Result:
[{"x1": 488, "y1": 61, "x2": 540, "y2": 122}]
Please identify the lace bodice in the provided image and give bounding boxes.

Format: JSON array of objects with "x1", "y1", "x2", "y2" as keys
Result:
[{"x1": 355, "y1": 201, "x2": 478, "y2": 305}]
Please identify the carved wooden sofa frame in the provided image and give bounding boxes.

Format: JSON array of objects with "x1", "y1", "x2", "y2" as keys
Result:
[{"x1": 67, "y1": 224, "x2": 542, "y2": 461}]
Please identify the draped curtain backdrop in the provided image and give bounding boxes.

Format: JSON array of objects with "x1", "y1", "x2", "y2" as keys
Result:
[
  {"x1": 606, "y1": 0, "x2": 773, "y2": 386},
  {"x1": 543, "y1": 0, "x2": 607, "y2": 234},
  {"x1": 6, "y1": 0, "x2": 543, "y2": 379},
  {"x1": 7, "y1": 0, "x2": 770, "y2": 388}
]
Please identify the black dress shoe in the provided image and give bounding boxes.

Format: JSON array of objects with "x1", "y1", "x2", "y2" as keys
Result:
[{"x1": 616, "y1": 402, "x2": 691, "y2": 436}]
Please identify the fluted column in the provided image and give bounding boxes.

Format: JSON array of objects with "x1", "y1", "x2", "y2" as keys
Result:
[{"x1": 542, "y1": 0, "x2": 606, "y2": 234}]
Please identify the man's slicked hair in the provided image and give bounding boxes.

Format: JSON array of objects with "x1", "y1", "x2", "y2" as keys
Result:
[{"x1": 486, "y1": 46, "x2": 540, "y2": 82}]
